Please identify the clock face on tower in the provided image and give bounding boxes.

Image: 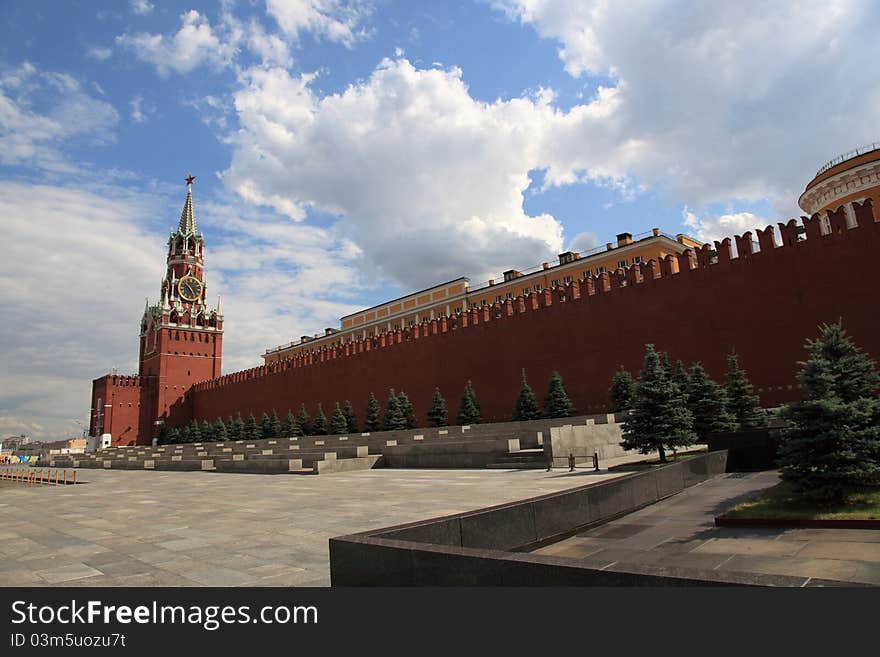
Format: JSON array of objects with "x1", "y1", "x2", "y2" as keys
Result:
[{"x1": 178, "y1": 276, "x2": 203, "y2": 302}]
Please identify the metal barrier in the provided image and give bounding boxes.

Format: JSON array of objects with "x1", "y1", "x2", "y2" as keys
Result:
[{"x1": 0, "y1": 467, "x2": 77, "y2": 486}]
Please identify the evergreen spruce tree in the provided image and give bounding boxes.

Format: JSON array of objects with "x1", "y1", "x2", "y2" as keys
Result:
[
  {"x1": 513, "y1": 370, "x2": 541, "y2": 421},
  {"x1": 544, "y1": 371, "x2": 575, "y2": 418},
  {"x1": 269, "y1": 409, "x2": 282, "y2": 438},
  {"x1": 179, "y1": 423, "x2": 191, "y2": 443},
  {"x1": 260, "y1": 412, "x2": 272, "y2": 439},
  {"x1": 232, "y1": 414, "x2": 245, "y2": 440},
  {"x1": 282, "y1": 409, "x2": 297, "y2": 437},
  {"x1": 777, "y1": 322, "x2": 880, "y2": 502},
  {"x1": 725, "y1": 353, "x2": 767, "y2": 430},
  {"x1": 296, "y1": 403, "x2": 311, "y2": 436},
  {"x1": 621, "y1": 344, "x2": 697, "y2": 462},
  {"x1": 245, "y1": 413, "x2": 260, "y2": 440},
  {"x1": 456, "y1": 380, "x2": 481, "y2": 425},
  {"x1": 427, "y1": 388, "x2": 449, "y2": 427},
  {"x1": 156, "y1": 425, "x2": 169, "y2": 445},
  {"x1": 671, "y1": 360, "x2": 690, "y2": 392},
  {"x1": 330, "y1": 402, "x2": 348, "y2": 434},
  {"x1": 226, "y1": 416, "x2": 235, "y2": 438},
  {"x1": 383, "y1": 389, "x2": 402, "y2": 431},
  {"x1": 397, "y1": 391, "x2": 416, "y2": 429},
  {"x1": 608, "y1": 367, "x2": 635, "y2": 412},
  {"x1": 201, "y1": 419, "x2": 214, "y2": 443},
  {"x1": 364, "y1": 393, "x2": 381, "y2": 432},
  {"x1": 686, "y1": 363, "x2": 737, "y2": 440},
  {"x1": 312, "y1": 403, "x2": 328, "y2": 435},
  {"x1": 659, "y1": 351, "x2": 672, "y2": 378},
  {"x1": 342, "y1": 400, "x2": 358, "y2": 433},
  {"x1": 188, "y1": 419, "x2": 202, "y2": 443},
  {"x1": 166, "y1": 427, "x2": 181, "y2": 444},
  {"x1": 213, "y1": 417, "x2": 228, "y2": 442}
]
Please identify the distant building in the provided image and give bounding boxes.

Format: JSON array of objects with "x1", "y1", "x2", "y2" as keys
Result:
[
  {"x1": 799, "y1": 142, "x2": 880, "y2": 217},
  {"x1": 264, "y1": 229, "x2": 703, "y2": 363}
]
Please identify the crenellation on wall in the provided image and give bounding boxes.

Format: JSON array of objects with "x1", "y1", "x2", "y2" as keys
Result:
[{"x1": 756, "y1": 226, "x2": 777, "y2": 252}]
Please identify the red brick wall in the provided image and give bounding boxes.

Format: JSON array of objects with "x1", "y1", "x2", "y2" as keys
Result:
[
  {"x1": 89, "y1": 375, "x2": 143, "y2": 446},
  {"x1": 190, "y1": 201, "x2": 879, "y2": 428}
]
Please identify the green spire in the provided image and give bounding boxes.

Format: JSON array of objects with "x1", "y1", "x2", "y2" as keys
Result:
[{"x1": 178, "y1": 174, "x2": 197, "y2": 236}]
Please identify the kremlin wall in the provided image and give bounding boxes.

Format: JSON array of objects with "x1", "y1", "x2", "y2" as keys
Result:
[
  {"x1": 190, "y1": 199, "x2": 878, "y2": 429},
  {"x1": 89, "y1": 145, "x2": 880, "y2": 446}
]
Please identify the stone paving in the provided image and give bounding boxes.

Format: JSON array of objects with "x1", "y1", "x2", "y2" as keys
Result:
[
  {"x1": 0, "y1": 465, "x2": 628, "y2": 587},
  {"x1": 3, "y1": 464, "x2": 877, "y2": 587},
  {"x1": 532, "y1": 470, "x2": 880, "y2": 586}
]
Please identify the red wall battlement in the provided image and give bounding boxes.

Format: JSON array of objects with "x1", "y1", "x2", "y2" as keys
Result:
[{"x1": 191, "y1": 199, "x2": 878, "y2": 428}]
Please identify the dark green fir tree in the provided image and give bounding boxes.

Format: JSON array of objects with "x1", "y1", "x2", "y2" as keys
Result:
[
  {"x1": 544, "y1": 371, "x2": 575, "y2": 418},
  {"x1": 342, "y1": 400, "x2": 358, "y2": 433},
  {"x1": 188, "y1": 419, "x2": 202, "y2": 443},
  {"x1": 231, "y1": 414, "x2": 245, "y2": 441},
  {"x1": 383, "y1": 389, "x2": 402, "y2": 431},
  {"x1": 282, "y1": 409, "x2": 297, "y2": 437},
  {"x1": 427, "y1": 388, "x2": 448, "y2": 427},
  {"x1": 156, "y1": 425, "x2": 169, "y2": 445},
  {"x1": 312, "y1": 403, "x2": 328, "y2": 436},
  {"x1": 269, "y1": 409, "x2": 282, "y2": 438},
  {"x1": 514, "y1": 369, "x2": 541, "y2": 421},
  {"x1": 608, "y1": 366, "x2": 635, "y2": 413},
  {"x1": 621, "y1": 344, "x2": 696, "y2": 463},
  {"x1": 330, "y1": 402, "x2": 348, "y2": 434},
  {"x1": 686, "y1": 363, "x2": 737, "y2": 440},
  {"x1": 364, "y1": 393, "x2": 381, "y2": 432},
  {"x1": 777, "y1": 322, "x2": 880, "y2": 502},
  {"x1": 725, "y1": 352, "x2": 767, "y2": 430},
  {"x1": 201, "y1": 419, "x2": 214, "y2": 443},
  {"x1": 397, "y1": 391, "x2": 416, "y2": 429},
  {"x1": 296, "y1": 403, "x2": 311, "y2": 437},
  {"x1": 213, "y1": 417, "x2": 228, "y2": 442},
  {"x1": 245, "y1": 413, "x2": 260, "y2": 440},
  {"x1": 166, "y1": 427, "x2": 181, "y2": 444},
  {"x1": 457, "y1": 380, "x2": 481, "y2": 425},
  {"x1": 260, "y1": 412, "x2": 272, "y2": 439},
  {"x1": 671, "y1": 359, "x2": 690, "y2": 392}
]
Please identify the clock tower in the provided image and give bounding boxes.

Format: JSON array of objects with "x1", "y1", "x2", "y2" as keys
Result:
[{"x1": 138, "y1": 175, "x2": 224, "y2": 439}]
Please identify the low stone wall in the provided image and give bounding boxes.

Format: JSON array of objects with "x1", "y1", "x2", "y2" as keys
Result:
[{"x1": 327, "y1": 451, "x2": 801, "y2": 586}]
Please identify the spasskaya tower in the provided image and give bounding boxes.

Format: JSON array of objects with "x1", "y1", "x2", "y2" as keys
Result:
[{"x1": 89, "y1": 175, "x2": 223, "y2": 446}]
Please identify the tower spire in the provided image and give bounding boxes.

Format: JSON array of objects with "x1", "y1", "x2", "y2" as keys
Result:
[{"x1": 178, "y1": 174, "x2": 197, "y2": 236}]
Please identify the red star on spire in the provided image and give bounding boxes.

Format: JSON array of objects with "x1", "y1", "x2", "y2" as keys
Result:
[{"x1": 185, "y1": 174, "x2": 196, "y2": 186}]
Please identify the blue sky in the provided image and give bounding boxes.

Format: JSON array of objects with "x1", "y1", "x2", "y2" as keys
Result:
[{"x1": 2, "y1": 0, "x2": 878, "y2": 440}]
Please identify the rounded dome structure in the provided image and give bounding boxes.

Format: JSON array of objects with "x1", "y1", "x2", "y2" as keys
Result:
[{"x1": 799, "y1": 143, "x2": 880, "y2": 216}]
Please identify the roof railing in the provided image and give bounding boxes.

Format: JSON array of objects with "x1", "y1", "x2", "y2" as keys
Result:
[{"x1": 816, "y1": 142, "x2": 880, "y2": 177}]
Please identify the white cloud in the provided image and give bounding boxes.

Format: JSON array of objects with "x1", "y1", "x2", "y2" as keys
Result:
[
  {"x1": 494, "y1": 1, "x2": 880, "y2": 214},
  {"x1": 131, "y1": 0, "x2": 154, "y2": 15},
  {"x1": 222, "y1": 59, "x2": 572, "y2": 288},
  {"x1": 116, "y1": 10, "x2": 237, "y2": 77},
  {"x1": 86, "y1": 46, "x2": 112, "y2": 61},
  {"x1": 0, "y1": 182, "x2": 162, "y2": 441},
  {"x1": 194, "y1": 198, "x2": 365, "y2": 371},
  {"x1": 266, "y1": 0, "x2": 375, "y2": 47},
  {"x1": 568, "y1": 231, "x2": 598, "y2": 254},
  {"x1": 682, "y1": 208, "x2": 767, "y2": 245},
  {"x1": 130, "y1": 95, "x2": 147, "y2": 123},
  {"x1": 243, "y1": 18, "x2": 294, "y2": 68},
  {"x1": 0, "y1": 63, "x2": 119, "y2": 171}
]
